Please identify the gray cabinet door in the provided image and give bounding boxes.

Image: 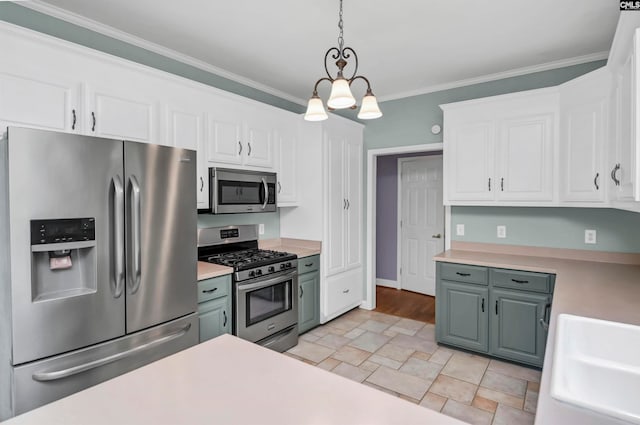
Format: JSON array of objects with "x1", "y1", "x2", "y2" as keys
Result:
[
  {"x1": 298, "y1": 271, "x2": 320, "y2": 334},
  {"x1": 438, "y1": 280, "x2": 489, "y2": 352},
  {"x1": 198, "y1": 297, "x2": 230, "y2": 343},
  {"x1": 490, "y1": 288, "x2": 550, "y2": 367}
]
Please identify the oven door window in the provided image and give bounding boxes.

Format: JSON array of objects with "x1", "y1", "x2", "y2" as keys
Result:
[
  {"x1": 246, "y1": 280, "x2": 292, "y2": 326},
  {"x1": 218, "y1": 180, "x2": 264, "y2": 205}
]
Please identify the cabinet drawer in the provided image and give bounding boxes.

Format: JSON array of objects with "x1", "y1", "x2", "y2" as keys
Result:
[
  {"x1": 440, "y1": 263, "x2": 488, "y2": 285},
  {"x1": 326, "y1": 276, "x2": 362, "y2": 316},
  {"x1": 491, "y1": 269, "x2": 550, "y2": 293},
  {"x1": 197, "y1": 275, "x2": 231, "y2": 303},
  {"x1": 298, "y1": 255, "x2": 320, "y2": 274}
]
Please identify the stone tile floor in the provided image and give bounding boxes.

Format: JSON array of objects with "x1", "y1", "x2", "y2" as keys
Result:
[{"x1": 285, "y1": 308, "x2": 540, "y2": 425}]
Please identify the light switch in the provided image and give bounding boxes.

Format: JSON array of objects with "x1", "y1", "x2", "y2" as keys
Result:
[
  {"x1": 497, "y1": 225, "x2": 506, "y2": 238},
  {"x1": 585, "y1": 229, "x2": 596, "y2": 244},
  {"x1": 456, "y1": 224, "x2": 465, "y2": 236},
  {"x1": 259, "y1": 223, "x2": 265, "y2": 235}
]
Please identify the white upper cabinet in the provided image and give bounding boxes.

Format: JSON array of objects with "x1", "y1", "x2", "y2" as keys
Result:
[
  {"x1": 274, "y1": 114, "x2": 299, "y2": 206},
  {"x1": 559, "y1": 68, "x2": 609, "y2": 203},
  {"x1": 206, "y1": 97, "x2": 275, "y2": 170},
  {"x1": 497, "y1": 112, "x2": 554, "y2": 201},
  {"x1": 442, "y1": 89, "x2": 557, "y2": 205}
]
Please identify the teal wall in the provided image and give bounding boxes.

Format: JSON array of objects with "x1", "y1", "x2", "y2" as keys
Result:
[
  {"x1": 452, "y1": 207, "x2": 640, "y2": 253},
  {"x1": 198, "y1": 212, "x2": 280, "y2": 240}
]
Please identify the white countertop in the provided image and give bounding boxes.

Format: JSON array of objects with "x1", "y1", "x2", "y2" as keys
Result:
[{"x1": 4, "y1": 335, "x2": 464, "y2": 425}]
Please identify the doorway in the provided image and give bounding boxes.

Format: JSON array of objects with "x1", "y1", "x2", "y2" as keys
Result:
[{"x1": 397, "y1": 156, "x2": 444, "y2": 296}]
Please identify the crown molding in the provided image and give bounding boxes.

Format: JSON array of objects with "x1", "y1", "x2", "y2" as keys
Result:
[
  {"x1": 19, "y1": 0, "x2": 307, "y2": 106},
  {"x1": 377, "y1": 51, "x2": 609, "y2": 103}
]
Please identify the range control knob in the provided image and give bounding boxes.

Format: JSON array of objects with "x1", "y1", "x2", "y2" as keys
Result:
[
  {"x1": 249, "y1": 271, "x2": 256, "y2": 278},
  {"x1": 286, "y1": 262, "x2": 292, "y2": 269},
  {"x1": 280, "y1": 264, "x2": 286, "y2": 270},
  {"x1": 256, "y1": 269, "x2": 263, "y2": 276},
  {"x1": 268, "y1": 266, "x2": 275, "y2": 273}
]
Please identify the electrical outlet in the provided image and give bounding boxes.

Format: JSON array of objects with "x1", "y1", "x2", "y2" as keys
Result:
[
  {"x1": 585, "y1": 229, "x2": 597, "y2": 244},
  {"x1": 456, "y1": 224, "x2": 465, "y2": 236},
  {"x1": 497, "y1": 225, "x2": 506, "y2": 239},
  {"x1": 259, "y1": 223, "x2": 265, "y2": 235}
]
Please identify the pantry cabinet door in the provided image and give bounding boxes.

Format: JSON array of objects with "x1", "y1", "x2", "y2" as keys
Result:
[
  {"x1": 324, "y1": 131, "x2": 346, "y2": 277},
  {"x1": 0, "y1": 72, "x2": 81, "y2": 134},
  {"x1": 445, "y1": 121, "x2": 495, "y2": 202},
  {"x1": 496, "y1": 113, "x2": 554, "y2": 201}
]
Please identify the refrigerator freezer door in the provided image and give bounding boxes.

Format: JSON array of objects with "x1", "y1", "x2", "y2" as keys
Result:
[
  {"x1": 124, "y1": 142, "x2": 197, "y2": 333},
  {"x1": 7, "y1": 127, "x2": 126, "y2": 365},
  {"x1": 12, "y1": 313, "x2": 198, "y2": 417}
]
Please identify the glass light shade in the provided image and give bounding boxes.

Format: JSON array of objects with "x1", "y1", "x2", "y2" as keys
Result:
[
  {"x1": 304, "y1": 96, "x2": 328, "y2": 121},
  {"x1": 357, "y1": 94, "x2": 383, "y2": 119},
  {"x1": 327, "y1": 78, "x2": 356, "y2": 109}
]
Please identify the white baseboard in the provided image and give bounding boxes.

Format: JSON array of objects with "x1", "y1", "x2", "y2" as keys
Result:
[{"x1": 376, "y1": 279, "x2": 399, "y2": 290}]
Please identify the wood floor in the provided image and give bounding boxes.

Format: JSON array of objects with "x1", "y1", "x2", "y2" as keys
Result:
[{"x1": 374, "y1": 286, "x2": 436, "y2": 324}]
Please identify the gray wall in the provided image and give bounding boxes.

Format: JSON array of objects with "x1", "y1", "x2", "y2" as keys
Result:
[{"x1": 376, "y1": 152, "x2": 441, "y2": 281}]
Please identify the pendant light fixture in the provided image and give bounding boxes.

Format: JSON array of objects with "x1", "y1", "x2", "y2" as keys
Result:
[{"x1": 304, "y1": 0, "x2": 382, "y2": 121}]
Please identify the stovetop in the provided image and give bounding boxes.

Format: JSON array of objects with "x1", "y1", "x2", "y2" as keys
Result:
[{"x1": 204, "y1": 248, "x2": 297, "y2": 271}]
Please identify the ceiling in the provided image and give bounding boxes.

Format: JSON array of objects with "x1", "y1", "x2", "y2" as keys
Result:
[{"x1": 28, "y1": 0, "x2": 619, "y2": 105}]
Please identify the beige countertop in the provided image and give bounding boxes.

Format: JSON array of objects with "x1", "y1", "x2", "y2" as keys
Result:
[
  {"x1": 259, "y1": 238, "x2": 321, "y2": 259},
  {"x1": 434, "y1": 243, "x2": 640, "y2": 425},
  {"x1": 197, "y1": 261, "x2": 232, "y2": 281},
  {"x1": 3, "y1": 334, "x2": 464, "y2": 425}
]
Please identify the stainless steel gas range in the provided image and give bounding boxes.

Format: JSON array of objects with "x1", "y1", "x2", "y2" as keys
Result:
[{"x1": 197, "y1": 225, "x2": 298, "y2": 352}]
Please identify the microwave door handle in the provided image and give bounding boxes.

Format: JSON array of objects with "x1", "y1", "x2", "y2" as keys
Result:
[{"x1": 261, "y1": 178, "x2": 268, "y2": 210}]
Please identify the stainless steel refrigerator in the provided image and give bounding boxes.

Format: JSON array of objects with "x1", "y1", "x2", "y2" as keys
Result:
[{"x1": 0, "y1": 127, "x2": 198, "y2": 420}]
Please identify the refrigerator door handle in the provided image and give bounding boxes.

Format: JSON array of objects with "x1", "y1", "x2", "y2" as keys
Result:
[
  {"x1": 31, "y1": 323, "x2": 191, "y2": 382},
  {"x1": 112, "y1": 175, "x2": 125, "y2": 298},
  {"x1": 129, "y1": 175, "x2": 142, "y2": 295}
]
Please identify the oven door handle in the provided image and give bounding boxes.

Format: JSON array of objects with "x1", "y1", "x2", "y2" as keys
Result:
[
  {"x1": 238, "y1": 270, "x2": 297, "y2": 291},
  {"x1": 261, "y1": 178, "x2": 268, "y2": 210}
]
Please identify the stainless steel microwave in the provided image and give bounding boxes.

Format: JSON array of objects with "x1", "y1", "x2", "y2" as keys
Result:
[{"x1": 209, "y1": 168, "x2": 277, "y2": 214}]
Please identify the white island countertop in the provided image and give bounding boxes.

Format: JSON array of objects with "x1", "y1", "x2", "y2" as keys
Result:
[{"x1": 4, "y1": 334, "x2": 464, "y2": 425}]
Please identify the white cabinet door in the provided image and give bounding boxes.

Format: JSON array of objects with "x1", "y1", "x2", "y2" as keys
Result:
[
  {"x1": 496, "y1": 113, "x2": 554, "y2": 201},
  {"x1": 445, "y1": 120, "x2": 495, "y2": 201},
  {"x1": 559, "y1": 69, "x2": 608, "y2": 203},
  {"x1": 167, "y1": 103, "x2": 208, "y2": 208},
  {"x1": 206, "y1": 97, "x2": 245, "y2": 166},
  {"x1": 345, "y1": 135, "x2": 362, "y2": 270},
  {"x1": 0, "y1": 72, "x2": 80, "y2": 133},
  {"x1": 87, "y1": 84, "x2": 159, "y2": 143},
  {"x1": 275, "y1": 120, "x2": 298, "y2": 206},
  {"x1": 324, "y1": 130, "x2": 346, "y2": 277},
  {"x1": 615, "y1": 52, "x2": 636, "y2": 200},
  {"x1": 244, "y1": 112, "x2": 274, "y2": 168}
]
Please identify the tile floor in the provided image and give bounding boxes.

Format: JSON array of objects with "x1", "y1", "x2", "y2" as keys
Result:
[{"x1": 285, "y1": 308, "x2": 540, "y2": 425}]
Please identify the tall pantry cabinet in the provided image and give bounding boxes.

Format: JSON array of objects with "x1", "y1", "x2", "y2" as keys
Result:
[{"x1": 280, "y1": 115, "x2": 364, "y2": 323}]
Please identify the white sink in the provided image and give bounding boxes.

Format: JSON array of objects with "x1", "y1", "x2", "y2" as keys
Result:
[{"x1": 551, "y1": 314, "x2": 640, "y2": 424}]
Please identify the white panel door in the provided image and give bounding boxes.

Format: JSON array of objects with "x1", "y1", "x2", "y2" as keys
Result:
[
  {"x1": 400, "y1": 157, "x2": 444, "y2": 296},
  {"x1": 561, "y1": 101, "x2": 605, "y2": 202},
  {"x1": 206, "y1": 98, "x2": 245, "y2": 166},
  {"x1": 87, "y1": 86, "x2": 158, "y2": 143},
  {"x1": 345, "y1": 136, "x2": 362, "y2": 270},
  {"x1": 0, "y1": 72, "x2": 80, "y2": 133},
  {"x1": 446, "y1": 121, "x2": 495, "y2": 201},
  {"x1": 325, "y1": 133, "x2": 346, "y2": 277},
  {"x1": 275, "y1": 121, "x2": 298, "y2": 205},
  {"x1": 167, "y1": 105, "x2": 207, "y2": 208},
  {"x1": 497, "y1": 114, "x2": 554, "y2": 201},
  {"x1": 244, "y1": 116, "x2": 274, "y2": 168}
]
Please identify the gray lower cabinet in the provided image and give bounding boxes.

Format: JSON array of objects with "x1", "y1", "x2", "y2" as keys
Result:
[
  {"x1": 197, "y1": 275, "x2": 232, "y2": 343},
  {"x1": 436, "y1": 262, "x2": 554, "y2": 367},
  {"x1": 438, "y1": 280, "x2": 489, "y2": 353},
  {"x1": 298, "y1": 255, "x2": 320, "y2": 334}
]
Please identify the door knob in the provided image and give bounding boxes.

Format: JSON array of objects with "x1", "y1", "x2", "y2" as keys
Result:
[{"x1": 432, "y1": 234, "x2": 442, "y2": 238}]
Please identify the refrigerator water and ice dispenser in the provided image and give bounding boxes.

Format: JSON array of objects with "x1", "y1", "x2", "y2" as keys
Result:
[{"x1": 30, "y1": 218, "x2": 97, "y2": 302}]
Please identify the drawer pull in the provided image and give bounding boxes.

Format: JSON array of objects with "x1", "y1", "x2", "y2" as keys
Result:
[
  {"x1": 202, "y1": 287, "x2": 218, "y2": 294},
  {"x1": 539, "y1": 303, "x2": 551, "y2": 331},
  {"x1": 511, "y1": 279, "x2": 529, "y2": 284},
  {"x1": 343, "y1": 289, "x2": 350, "y2": 294},
  {"x1": 223, "y1": 310, "x2": 227, "y2": 327},
  {"x1": 495, "y1": 300, "x2": 499, "y2": 315},
  {"x1": 305, "y1": 263, "x2": 313, "y2": 267},
  {"x1": 481, "y1": 298, "x2": 485, "y2": 313},
  {"x1": 456, "y1": 272, "x2": 471, "y2": 277}
]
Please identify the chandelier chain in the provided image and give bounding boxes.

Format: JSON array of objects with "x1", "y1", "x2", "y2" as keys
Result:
[{"x1": 337, "y1": 0, "x2": 344, "y2": 53}]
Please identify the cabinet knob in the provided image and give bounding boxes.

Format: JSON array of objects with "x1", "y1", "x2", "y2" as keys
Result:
[
  {"x1": 300, "y1": 286, "x2": 304, "y2": 298},
  {"x1": 91, "y1": 112, "x2": 96, "y2": 132},
  {"x1": 71, "y1": 109, "x2": 77, "y2": 130},
  {"x1": 432, "y1": 234, "x2": 442, "y2": 239},
  {"x1": 343, "y1": 289, "x2": 350, "y2": 294},
  {"x1": 248, "y1": 142, "x2": 252, "y2": 156},
  {"x1": 594, "y1": 172, "x2": 599, "y2": 191},
  {"x1": 238, "y1": 141, "x2": 243, "y2": 155},
  {"x1": 200, "y1": 176, "x2": 204, "y2": 192}
]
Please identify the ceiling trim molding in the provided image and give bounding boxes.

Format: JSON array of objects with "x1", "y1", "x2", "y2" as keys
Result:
[
  {"x1": 377, "y1": 51, "x2": 609, "y2": 103},
  {"x1": 20, "y1": 0, "x2": 308, "y2": 106}
]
